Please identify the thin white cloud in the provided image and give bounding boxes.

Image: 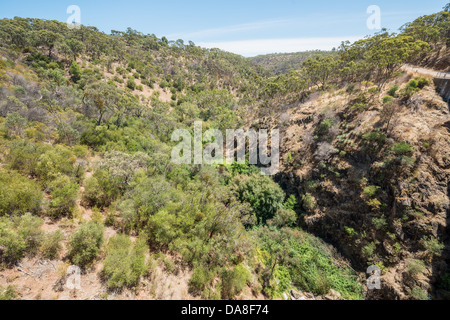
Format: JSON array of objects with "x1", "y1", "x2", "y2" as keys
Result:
[
  {"x1": 167, "y1": 19, "x2": 290, "y2": 40},
  {"x1": 198, "y1": 36, "x2": 363, "y2": 57}
]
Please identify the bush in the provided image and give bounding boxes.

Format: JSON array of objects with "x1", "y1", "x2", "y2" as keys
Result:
[
  {"x1": 0, "y1": 169, "x2": 42, "y2": 215},
  {"x1": 83, "y1": 170, "x2": 121, "y2": 208},
  {"x1": 391, "y1": 142, "x2": 412, "y2": 155},
  {"x1": 362, "y1": 242, "x2": 376, "y2": 260},
  {"x1": 407, "y1": 259, "x2": 426, "y2": 276},
  {"x1": 0, "y1": 286, "x2": 16, "y2": 300},
  {"x1": 221, "y1": 264, "x2": 252, "y2": 299},
  {"x1": 40, "y1": 230, "x2": 64, "y2": 260},
  {"x1": 318, "y1": 118, "x2": 335, "y2": 135},
  {"x1": 36, "y1": 145, "x2": 75, "y2": 186},
  {"x1": 68, "y1": 222, "x2": 104, "y2": 266},
  {"x1": 103, "y1": 234, "x2": 148, "y2": 289},
  {"x1": 0, "y1": 217, "x2": 27, "y2": 262},
  {"x1": 383, "y1": 96, "x2": 393, "y2": 104},
  {"x1": 422, "y1": 236, "x2": 444, "y2": 257},
  {"x1": 363, "y1": 131, "x2": 386, "y2": 144},
  {"x1": 387, "y1": 85, "x2": 399, "y2": 97},
  {"x1": 189, "y1": 266, "x2": 212, "y2": 294},
  {"x1": 407, "y1": 79, "x2": 418, "y2": 89},
  {"x1": 4, "y1": 112, "x2": 27, "y2": 138},
  {"x1": 409, "y1": 287, "x2": 429, "y2": 300},
  {"x1": 416, "y1": 77, "x2": 430, "y2": 89},
  {"x1": 6, "y1": 140, "x2": 44, "y2": 176},
  {"x1": 372, "y1": 216, "x2": 387, "y2": 231},
  {"x1": 147, "y1": 210, "x2": 179, "y2": 246},
  {"x1": 69, "y1": 61, "x2": 82, "y2": 83},
  {"x1": 302, "y1": 193, "x2": 317, "y2": 211},
  {"x1": 268, "y1": 209, "x2": 297, "y2": 228},
  {"x1": 233, "y1": 174, "x2": 285, "y2": 224},
  {"x1": 363, "y1": 185, "x2": 380, "y2": 198},
  {"x1": 126, "y1": 78, "x2": 137, "y2": 90},
  {"x1": 48, "y1": 175, "x2": 79, "y2": 217},
  {"x1": 0, "y1": 213, "x2": 44, "y2": 262}
]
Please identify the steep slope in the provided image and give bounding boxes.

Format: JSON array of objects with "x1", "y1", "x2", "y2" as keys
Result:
[{"x1": 267, "y1": 71, "x2": 450, "y2": 299}]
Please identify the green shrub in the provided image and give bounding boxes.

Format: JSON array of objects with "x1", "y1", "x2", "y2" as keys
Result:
[
  {"x1": 362, "y1": 242, "x2": 376, "y2": 260},
  {"x1": 0, "y1": 169, "x2": 42, "y2": 215},
  {"x1": 69, "y1": 61, "x2": 82, "y2": 83},
  {"x1": 40, "y1": 230, "x2": 64, "y2": 260},
  {"x1": 284, "y1": 195, "x2": 298, "y2": 211},
  {"x1": 363, "y1": 185, "x2": 380, "y2": 198},
  {"x1": 382, "y1": 96, "x2": 393, "y2": 104},
  {"x1": 0, "y1": 213, "x2": 44, "y2": 262},
  {"x1": 233, "y1": 174, "x2": 285, "y2": 224},
  {"x1": 36, "y1": 145, "x2": 75, "y2": 186},
  {"x1": 387, "y1": 85, "x2": 399, "y2": 97},
  {"x1": 83, "y1": 170, "x2": 121, "y2": 208},
  {"x1": 221, "y1": 264, "x2": 251, "y2": 299},
  {"x1": 302, "y1": 193, "x2": 317, "y2": 211},
  {"x1": 409, "y1": 287, "x2": 429, "y2": 300},
  {"x1": 372, "y1": 216, "x2": 387, "y2": 230},
  {"x1": 4, "y1": 112, "x2": 27, "y2": 138},
  {"x1": 256, "y1": 227, "x2": 363, "y2": 300},
  {"x1": 0, "y1": 286, "x2": 16, "y2": 300},
  {"x1": 126, "y1": 78, "x2": 137, "y2": 90},
  {"x1": 345, "y1": 227, "x2": 358, "y2": 237},
  {"x1": 422, "y1": 236, "x2": 444, "y2": 257},
  {"x1": 407, "y1": 259, "x2": 426, "y2": 276},
  {"x1": 48, "y1": 175, "x2": 79, "y2": 217},
  {"x1": 68, "y1": 222, "x2": 104, "y2": 266},
  {"x1": 147, "y1": 210, "x2": 179, "y2": 246},
  {"x1": 0, "y1": 218, "x2": 27, "y2": 262},
  {"x1": 268, "y1": 209, "x2": 297, "y2": 228},
  {"x1": 416, "y1": 77, "x2": 430, "y2": 89},
  {"x1": 189, "y1": 266, "x2": 213, "y2": 294},
  {"x1": 318, "y1": 118, "x2": 335, "y2": 135},
  {"x1": 407, "y1": 79, "x2": 418, "y2": 89},
  {"x1": 363, "y1": 131, "x2": 386, "y2": 144},
  {"x1": 391, "y1": 142, "x2": 412, "y2": 155},
  {"x1": 103, "y1": 234, "x2": 148, "y2": 289}
]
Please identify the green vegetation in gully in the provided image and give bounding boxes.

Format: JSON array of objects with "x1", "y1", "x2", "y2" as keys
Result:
[{"x1": 0, "y1": 5, "x2": 448, "y2": 300}]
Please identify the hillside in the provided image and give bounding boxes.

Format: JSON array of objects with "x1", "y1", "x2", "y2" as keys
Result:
[
  {"x1": 0, "y1": 6, "x2": 449, "y2": 301},
  {"x1": 250, "y1": 51, "x2": 333, "y2": 75}
]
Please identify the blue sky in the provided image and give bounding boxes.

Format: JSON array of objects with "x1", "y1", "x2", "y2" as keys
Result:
[{"x1": 1, "y1": 0, "x2": 448, "y2": 56}]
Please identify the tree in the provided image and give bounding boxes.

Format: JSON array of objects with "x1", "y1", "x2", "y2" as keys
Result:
[
  {"x1": 4, "y1": 112, "x2": 27, "y2": 138},
  {"x1": 381, "y1": 99, "x2": 402, "y2": 135},
  {"x1": 232, "y1": 174, "x2": 285, "y2": 224},
  {"x1": 303, "y1": 55, "x2": 337, "y2": 89},
  {"x1": 69, "y1": 60, "x2": 82, "y2": 83},
  {"x1": 65, "y1": 39, "x2": 85, "y2": 60},
  {"x1": 83, "y1": 82, "x2": 120, "y2": 125},
  {"x1": 32, "y1": 30, "x2": 62, "y2": 57}
]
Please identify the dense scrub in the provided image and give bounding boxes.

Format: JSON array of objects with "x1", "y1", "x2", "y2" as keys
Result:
[{"x1": 0, "y1": 5, "x2": 448, "y2": 300}]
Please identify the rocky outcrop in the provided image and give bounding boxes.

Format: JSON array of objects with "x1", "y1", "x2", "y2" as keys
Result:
[{"x1": 273, "y1": 73, "x2": 450, "y2": 300}]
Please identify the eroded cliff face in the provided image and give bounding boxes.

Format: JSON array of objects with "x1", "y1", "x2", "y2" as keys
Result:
[{"x1": 271, "y1": 72, "x2": 450, "y2": 299}]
